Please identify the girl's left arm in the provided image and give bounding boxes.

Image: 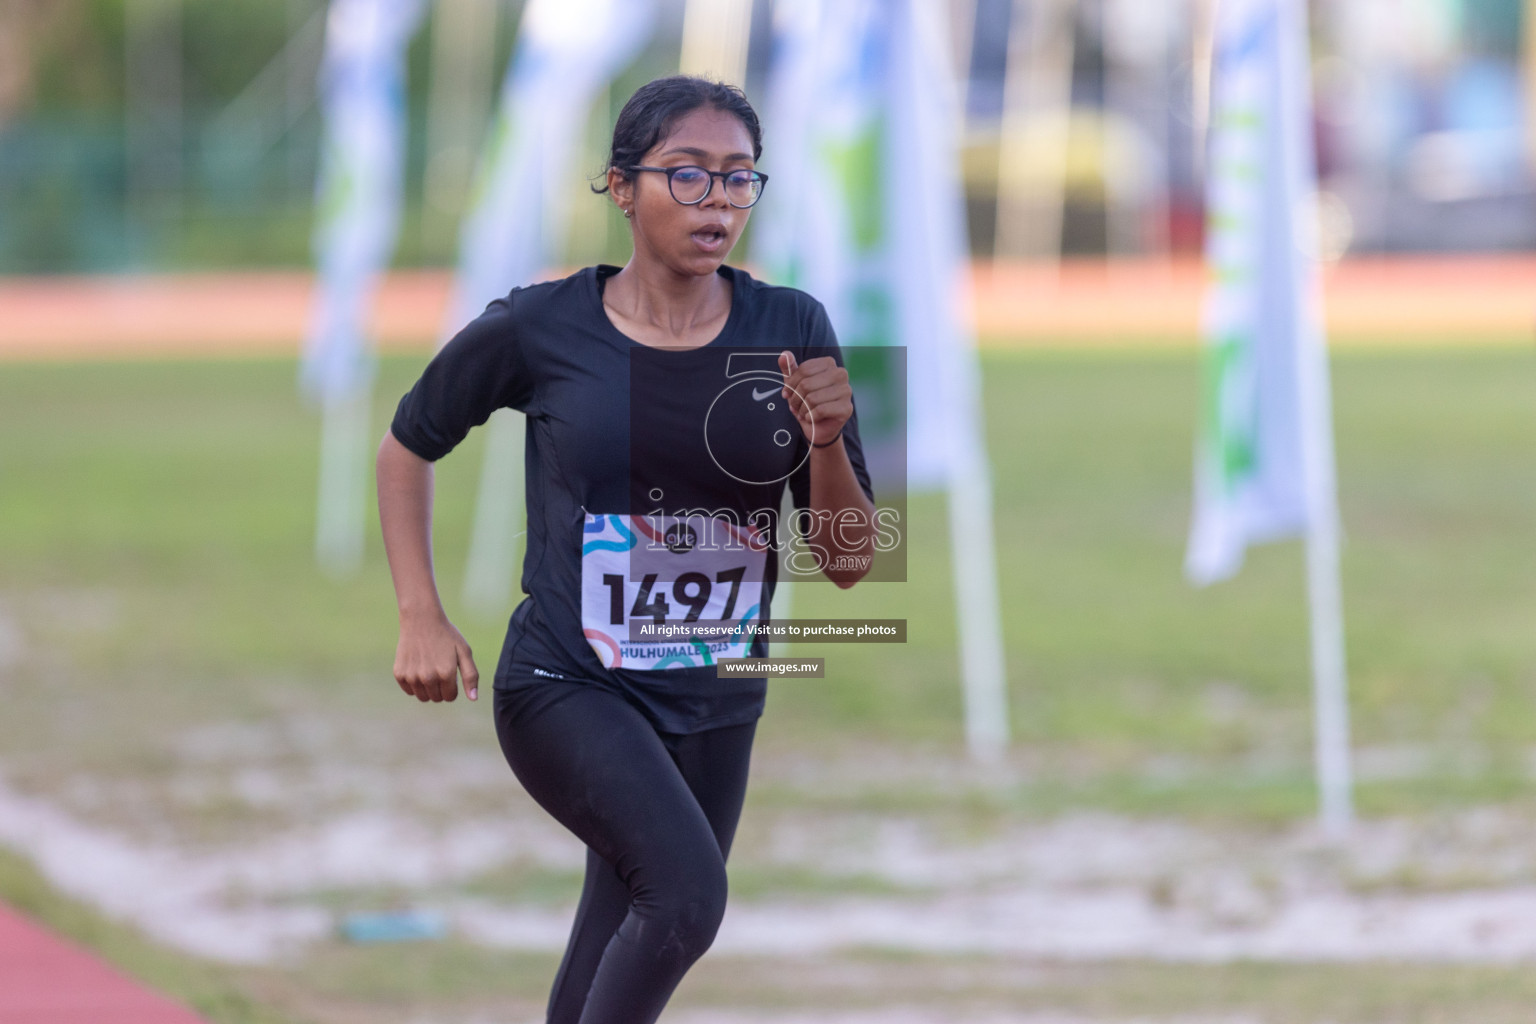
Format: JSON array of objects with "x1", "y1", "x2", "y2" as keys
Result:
[{"x1": 778, "y1": 350, "x2": 876, "y2": 588}]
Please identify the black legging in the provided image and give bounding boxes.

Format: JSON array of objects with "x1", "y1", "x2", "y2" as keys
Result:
[{"x1": 494, "y1": 680, "x2": 757, "y2": 1024}]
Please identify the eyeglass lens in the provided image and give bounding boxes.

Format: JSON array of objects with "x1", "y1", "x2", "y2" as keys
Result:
[{"x1": 669, "y1": 167, "x2": 763, "y2": 207}]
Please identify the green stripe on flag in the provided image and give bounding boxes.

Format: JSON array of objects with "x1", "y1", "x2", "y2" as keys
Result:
[{"x1": 1202, "y1": 333, "x2": 1257, "y2": 494}]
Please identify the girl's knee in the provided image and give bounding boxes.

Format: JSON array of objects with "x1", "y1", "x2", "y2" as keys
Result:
[
  {"x1": 645, "y1": 858, "x2": 728, "y2": 963},
  {"x1": 661, "y1": 890, "x2": 727, "y2": 963}
]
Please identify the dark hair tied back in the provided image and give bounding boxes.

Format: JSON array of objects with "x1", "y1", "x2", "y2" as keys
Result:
[{"x1": 592, "y1": 75, "x2": 763, "y2": 195}]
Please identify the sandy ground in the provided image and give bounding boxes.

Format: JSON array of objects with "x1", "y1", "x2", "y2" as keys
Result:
[
  {"x1": 0, "y1": 257, "x2": 1531, "y2": 361},
  {"x1": 664, "y1": 1015, "x2": 1260, "y2": 1024},
  {"x1": 9, "y1": 727, "x2": 1536, "y2": 969},
  {"x1": 430, "y1": 1012, "x2": 1262, "y2": 1024},
  {"x1": 4, "y1": 594, "x2": 1536, "y2": 971}
]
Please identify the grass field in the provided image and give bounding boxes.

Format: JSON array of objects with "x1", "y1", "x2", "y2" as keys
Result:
[{"x1": 2, "y1": 344, "x2": 1536, "y2": 1022}]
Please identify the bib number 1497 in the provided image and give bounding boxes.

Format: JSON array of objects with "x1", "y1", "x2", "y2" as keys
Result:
[
  {"x1": 601, "y1": 566, "x2": 746, "y2": 625},
  {"x1": 580, "y1": 514, "x2": 766, "y2": 671}
]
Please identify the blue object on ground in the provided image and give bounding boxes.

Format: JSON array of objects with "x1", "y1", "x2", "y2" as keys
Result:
[{"x1": 339, "y1": 910, "x2": 448, "y2": 943}]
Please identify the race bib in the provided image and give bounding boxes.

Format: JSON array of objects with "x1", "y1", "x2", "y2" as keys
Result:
[{"x1": 581, "y1": 514, "x2": 769, "y2": 671}]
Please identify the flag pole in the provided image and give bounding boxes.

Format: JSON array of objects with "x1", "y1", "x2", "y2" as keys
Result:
[
  {"x1": 1190, "y1": 0, "x2": 1353, "y2": 832},
  {"x1": 948, "y1": 0, "x2": 978, "y2": 86},
  {"x1": 1286, "y1": 0, "x2": 1353, "y2": 835},
  {"x1": 450, "y1": 0, "x2": 656, "y2": 614},
  {"x1": 462, "y1": 409, "x2": 524, "y2": 612},
  {"x1": 950, "y1": 435, "x2": 1010, "y2": 760},
  {"x1": 995, "y1": 0, "x2": 1075, "y2": 268},
  {"x1": 423, "y1": 0, "x2": 500, "y2": 251},
  {"x1": 1101, "y1": 4, "x2": 1139, "y2": 265},
  {"x1": 1190, "y1": 0, "x2": 1217, "y2": 180},
  {"x1": 912, "y1": 0, "x2": 1010, "y2": 759},
  {"x1": 1299, "y1": 289, "x2": 1353, "y2": 834},
  {"x1": 680, "y1": 0, "x2": 753, "y2": 83},
  {"x1": 1304, "y1": 503, "x2": 1353, "y2": 834},
  {"x1": 1524, "y1": 0, "x2": 1536, "y2": 173},
  {"x1": 306, "y1": 0, "x2": 425, "y2": 578},
  {"x1": 316, "y1": 386, "x2": 372, "y2": 577}
]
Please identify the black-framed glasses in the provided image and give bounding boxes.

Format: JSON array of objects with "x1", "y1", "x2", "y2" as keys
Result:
[{"x1": 629, "y1": 165, "x2": 769, "y2": 208}]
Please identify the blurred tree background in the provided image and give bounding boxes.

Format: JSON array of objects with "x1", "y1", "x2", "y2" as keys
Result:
[
  {"x1": 3, "y1": 0, "x2": 1532, "y2": 273},
  {"x1": 0, "y1": 0, "x2": 503, "y2": 272}
]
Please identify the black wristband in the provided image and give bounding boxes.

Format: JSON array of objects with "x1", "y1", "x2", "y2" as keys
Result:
[{"x1": 811, "y1": 426, "x2": 845, "y2": 449}]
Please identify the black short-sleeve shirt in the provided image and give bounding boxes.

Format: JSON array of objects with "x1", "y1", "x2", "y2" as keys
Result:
[{"x1": 390, "y1": 264, "x2": 874, "y2": 733}]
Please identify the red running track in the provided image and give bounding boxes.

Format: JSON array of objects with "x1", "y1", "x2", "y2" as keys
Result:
[
  {"x1": 1, "y1": 256, "x2": 1531, "y2": 361},
  {"x1": 0, "y1": 904, "x2": 207, "y2": 1024}
]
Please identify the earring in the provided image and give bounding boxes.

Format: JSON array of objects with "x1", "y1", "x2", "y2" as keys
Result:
[{"x1": 623, "y1": 208, "x2": 633, "y2": 219}]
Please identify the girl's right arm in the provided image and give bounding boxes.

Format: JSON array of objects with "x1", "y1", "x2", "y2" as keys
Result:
[{"x1": 376, "y1": 430, "x2": 480, "y2": 702}]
